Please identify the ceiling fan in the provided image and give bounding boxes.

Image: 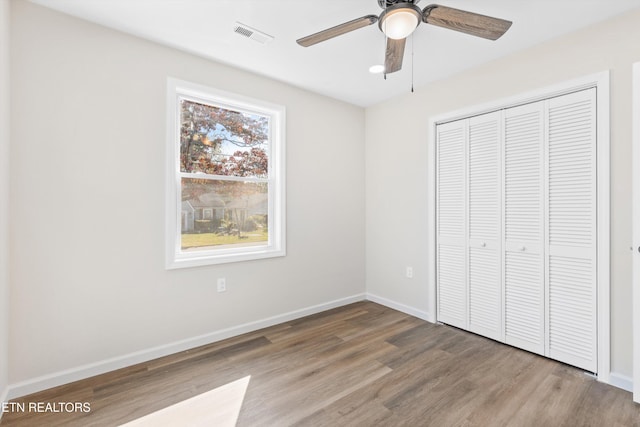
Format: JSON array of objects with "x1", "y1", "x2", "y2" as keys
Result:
[{"x1": 296, "y1": 0, "x2": 512, "y2": 74}]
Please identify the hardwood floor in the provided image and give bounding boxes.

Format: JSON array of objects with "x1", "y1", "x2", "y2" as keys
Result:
[{"x1": 1, "y1": 301, "x2": 639, "y2": 426}]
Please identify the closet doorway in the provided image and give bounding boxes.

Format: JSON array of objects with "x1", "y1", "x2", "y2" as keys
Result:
[{"x1": 427, "y1": 72, "x2": 610, "y2": 382}]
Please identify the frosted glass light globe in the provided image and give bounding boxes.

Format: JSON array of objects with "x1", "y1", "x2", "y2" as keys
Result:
[{"x1": 382, "y1": 10, "x2": 419, "y2": 39}]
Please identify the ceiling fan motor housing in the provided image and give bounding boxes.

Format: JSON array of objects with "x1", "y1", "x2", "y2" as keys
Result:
[{"x1": 377, "y1": 0, "x2": 419, "y2": 8}]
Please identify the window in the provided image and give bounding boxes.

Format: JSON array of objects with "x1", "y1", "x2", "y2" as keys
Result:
[
  {"x1": 202, "y1": 208, "x2": 213, "y2": 221},
  {"x1": 166, "y1": 78, "x2": 285, "y2": 268}
]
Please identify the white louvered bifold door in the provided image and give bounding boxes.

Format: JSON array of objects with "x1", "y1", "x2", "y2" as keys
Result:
[
  {"x1": 436, "y1": 119, "x2": 467, "y2": 329},
  {"x1": 436, "y1": 89, "x2": 599, "y2": 373},
  {"x1": 503, "y1": 102, "x2": 545, "y2": 356},
  {"x1": 545, "y1": 88, "x2": 597, "y2": 372},
  {"x1": 467, "y1": 112, "x2": 502, "y2": 340}
]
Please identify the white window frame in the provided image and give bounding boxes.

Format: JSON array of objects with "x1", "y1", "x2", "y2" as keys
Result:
[{"x1": 166, "y1": 78, "x2": 286, "y2": 269}]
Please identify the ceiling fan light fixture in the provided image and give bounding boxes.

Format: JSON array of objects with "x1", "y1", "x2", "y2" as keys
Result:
[{"x1": 379, "y1": 4, "x2": 421, "y2": 40}]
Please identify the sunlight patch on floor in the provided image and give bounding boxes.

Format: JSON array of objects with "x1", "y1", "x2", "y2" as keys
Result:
[{"x1": 119, "y1": 376, "x2": 250, "y2": 427}]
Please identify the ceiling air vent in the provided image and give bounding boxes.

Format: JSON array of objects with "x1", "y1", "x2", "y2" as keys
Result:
[{"x1": 233, "y1": 22, "x2": 274, "y2": 44}]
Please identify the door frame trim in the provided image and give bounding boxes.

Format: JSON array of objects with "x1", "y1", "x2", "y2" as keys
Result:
[
  {"x1": 632, "y1": 62, "x2": 640, "y2": 402},
  {"x1": 427, "y1": 71, "x2": 610, "y2": 383}
]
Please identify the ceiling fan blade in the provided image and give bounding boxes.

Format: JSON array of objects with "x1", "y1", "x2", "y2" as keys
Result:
[
  {"x1": 297, "y1": 15, "x2": 378, "y2": 47},
  {"x1": 385, "y1": 37, "x2": 406, "y2": 74},
  {"x1": 422, "y1": 4, "x2": 512, "y2": 41}
]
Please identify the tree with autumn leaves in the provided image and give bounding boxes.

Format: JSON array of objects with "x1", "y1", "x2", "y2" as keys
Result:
[{"x1": 180, "y1": 99, "x2": 269, "y2": 176}]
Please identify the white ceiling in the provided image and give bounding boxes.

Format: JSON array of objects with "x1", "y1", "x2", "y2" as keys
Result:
[{"x1": 30, "y1": 0, "x2": 640, "y2": 107}]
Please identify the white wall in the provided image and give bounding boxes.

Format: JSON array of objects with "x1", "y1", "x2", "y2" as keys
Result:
[
  {"x1": 9, "y1": 1, "x2": 365, "y2": 392},
  {"x1": 0, "y1": 0, "x2": 11, "y2": 407},
  {"x1": 366, "y1": 10, "x2": 640, "y2": 379}
]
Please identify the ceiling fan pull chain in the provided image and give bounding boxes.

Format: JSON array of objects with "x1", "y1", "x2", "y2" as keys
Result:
[
  {"x1": 383, "y1": 3, "x2": 387, "y2": 80},
  {"x1": 411, "y1": 33, "x2": 414, "y2": 93}
]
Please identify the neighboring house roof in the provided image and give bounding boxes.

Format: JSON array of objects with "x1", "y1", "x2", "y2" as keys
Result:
[
  {"x1": 187, "y1": 192, "x2": 226, "y2": 209},
  {"x1": 226, "y1": 193, "x2": 268, "y2": 213},
  {"x1": 181, "y1": 201, "x2": 195, "y2": 213},
  {"x1": 182, "y1": 192, "x2": 267, "y2": 213}
]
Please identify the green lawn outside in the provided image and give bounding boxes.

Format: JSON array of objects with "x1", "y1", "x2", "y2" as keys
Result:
[{"x1": 181, "y1": 230, "x2": 268, "y2": 249}]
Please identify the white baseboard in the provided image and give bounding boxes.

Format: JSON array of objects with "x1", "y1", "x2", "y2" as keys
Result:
[
  {"x1": 366, "y1": 293, "x2": 431, "y2": 321},
  {"x1": 608, "y1": 372, "x2": 633, "y2": 393},
  {"x1": 7, "y1": 293, "x2": 366, "y2": 400}
]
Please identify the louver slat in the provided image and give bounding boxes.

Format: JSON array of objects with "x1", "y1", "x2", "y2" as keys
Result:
[
  {"x1": 469, "y1": 116, "x2": 500, "y2": 241},
  {"x1": 437, "y1": 123, "x2": 465, "y2": 239},
  {"x1": 469, "y1": 247, "x2": 500, "y2": 337},
  {"x1": 438, "y1": 245, "x2": 466, "y2": 326}
]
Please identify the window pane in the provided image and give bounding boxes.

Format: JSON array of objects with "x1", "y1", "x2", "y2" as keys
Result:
[
  {"x1": 181, "y1": 178, "x2": 269, "y2": 251},
  {"x1": 180, "y1": 99, "x2": 269, "y2": 178}
]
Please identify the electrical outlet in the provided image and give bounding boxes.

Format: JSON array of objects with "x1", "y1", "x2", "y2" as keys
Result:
[
  {"x1": 406, "y1": 267, "x2": 414, "y2": 279},
  {"x1": 217, "y1": 278, "x2": 226, "y2": 292}
]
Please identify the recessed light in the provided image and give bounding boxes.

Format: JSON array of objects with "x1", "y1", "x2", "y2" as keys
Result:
[{"x1": 369, "y1": 64, "x2": 385, "y2": 74}]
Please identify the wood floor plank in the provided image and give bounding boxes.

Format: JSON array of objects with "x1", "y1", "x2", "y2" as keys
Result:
[{"x1": 1, "y1": 301, "x2": 639, "y2": 426}]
